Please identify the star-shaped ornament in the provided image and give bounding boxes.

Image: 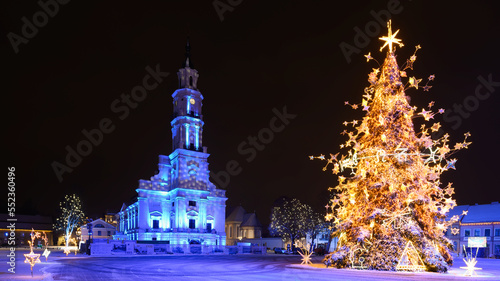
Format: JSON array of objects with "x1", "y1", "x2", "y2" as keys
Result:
[
  {"x1": 379, "y1": 20, "x2": 404, "y2": 53},
  {"x1": 364, "y1": 52, "x2": 373, "y2": 62}
]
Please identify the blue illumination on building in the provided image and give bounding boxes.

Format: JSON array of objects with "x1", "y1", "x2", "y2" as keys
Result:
[
  {"x1": 195, "y1": 125, "x2": 199, "y2": 150},
  {"x1": 115, "y1": 40, "x2": 227, "y2": 246}
]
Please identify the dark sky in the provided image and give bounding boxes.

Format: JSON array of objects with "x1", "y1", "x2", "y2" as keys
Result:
[{"x1": 2, "y1": 1, "x2": 500, "y2": 228}]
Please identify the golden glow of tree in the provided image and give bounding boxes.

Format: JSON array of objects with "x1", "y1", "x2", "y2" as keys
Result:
[
  {"x1": 311, "y1": 20, "x2": 470, "y2": 272},
  {"x1": 54, "y1": 194, "x2": 85, "y2": 256}
]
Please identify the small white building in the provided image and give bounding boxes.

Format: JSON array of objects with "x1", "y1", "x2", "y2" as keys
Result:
[{"x1": 80, "y1": 219, "x2": 116, "y2": 241}]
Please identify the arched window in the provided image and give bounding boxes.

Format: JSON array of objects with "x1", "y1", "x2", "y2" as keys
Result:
[
  {"x1": 94, "y1": 224, "x2": 105, "y2": 228},
  {"x1": 189, "y1": 76, "x2": 193, "y2": 87},
  {"x1": 229, "y1": 226, "x2": 232, "y2": 238}
]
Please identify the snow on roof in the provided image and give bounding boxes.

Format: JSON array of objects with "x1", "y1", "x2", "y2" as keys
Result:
[
  {"x1": 226, "y1": 206, "x2": 246, "y2": 222},
  {"x1": 445, "y1": 205, "x2": 469, "y2": 221},
  {"x1": 461, "y1": 202, "x2": 500, "y2": 223},
  {"x1": 241, "y1": 213, "x2": 262, "y2": 227}
]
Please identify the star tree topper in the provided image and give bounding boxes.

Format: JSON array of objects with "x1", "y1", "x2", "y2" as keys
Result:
[{"x1": 379, "y1": 20, "x2": 404, "y2": 53}]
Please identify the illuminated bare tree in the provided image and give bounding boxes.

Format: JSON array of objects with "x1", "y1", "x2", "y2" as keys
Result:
[
  {"x1": 311, "y1": 21, "x2": 470, "y2": 272},
  {"x1": 269, "y1": 198, "x2": 311, "y2": 249},
  {"x1": 53, "y1": 194, "x2": 85, "y2": 255}
]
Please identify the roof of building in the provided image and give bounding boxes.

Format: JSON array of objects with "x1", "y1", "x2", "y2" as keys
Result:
[
  {"x1": 226, "y1": 206, "x2": 246, "y2": 222},
  {"x1": 241, "y1": 213, "x2": 262, "y2": 228},
  {"x1": 461, "y1": 202, "x2": 500, "y2": 223},
  {"x1": 446, "y1": 204, "x2": 470, "y2": 221}
]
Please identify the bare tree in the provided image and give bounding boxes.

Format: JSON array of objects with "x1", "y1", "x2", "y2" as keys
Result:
[
  {"x1": 269, "y1": 198, "x2": 311, "y2": 249},
  {"x1": 53, "y1": 194, "x2": 85, "y2": 252}
]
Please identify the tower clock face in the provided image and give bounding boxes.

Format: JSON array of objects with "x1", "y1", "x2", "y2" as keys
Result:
[{"x1": 190, "y1": 98, "x2": 195, "y2": 105}]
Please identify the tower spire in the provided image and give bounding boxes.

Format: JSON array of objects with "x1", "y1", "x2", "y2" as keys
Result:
[{"x1": 182, "y1": 37, "x2": 193, "y2": 68}]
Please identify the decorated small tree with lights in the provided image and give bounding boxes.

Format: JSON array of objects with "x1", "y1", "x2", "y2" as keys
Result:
[
  {"x1": 311, "y1": 21, "x2": 471, "y2": 272},
  {"x1": 54, "y1": 194, "x2": 85, "y2": 256},
  {"x1": 269, "y1": 198, "x2": 312, "y2": 249}
]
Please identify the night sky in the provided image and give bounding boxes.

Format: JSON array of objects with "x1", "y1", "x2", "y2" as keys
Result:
[{"x1": 2, "y1": 1, "x2": 499, "y2": 228}]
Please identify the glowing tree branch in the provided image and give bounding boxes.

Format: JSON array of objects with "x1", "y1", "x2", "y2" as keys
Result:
[
  {"x1": 311, "y1": 20, "x2": 470, "y2": 272},
  {"x1": 53, "y1": 194, "x2": 85, "y2": 256}
]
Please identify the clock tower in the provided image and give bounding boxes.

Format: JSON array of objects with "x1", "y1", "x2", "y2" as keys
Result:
[{"x1": 115, "y1": 39, "x2": 227, "y2": 246}]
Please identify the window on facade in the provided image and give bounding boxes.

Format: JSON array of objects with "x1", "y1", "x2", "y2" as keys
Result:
[
  {"x1": 484, "y1": 229, "x2": 491, "y2": 236},
  {"x1": 474, "y1": 229, "x2": 481, "y2": 237},
  {"x1": 107, "y1": 231, "x2": 111, "y2": 236},
  {"x1": 152, "y1": 237, "x2": 157, "y2": 241},
  {"x1": 496, "y1": 245, "x2": 500, "y2": 255},
  {"x1": 206, "y1": 223, "x2": 212, "y2": 232},
  {"x1": 495, "y1": 229, "x2": 500, "y2": 236},
  {"x1": 229, "y1": 226, "x2": 232, "y2": 237},
  {"x1": 189, "y1": 201, "x2": 196, "y2": 207},
  {"x1": 95, "y1": 224, "x2": 104, "y2": 228},
  {"x1": 152, "y1": 220, "x2": 160, "y2": 229},
  {"x1": 189, "y1": 219, "x2": 196, "y2": 229},
  {"x1": 464, "y1": 230, "x2": 471, "y2": 237},
  {"x1": 98, "y1": 231, "x2": 102, "y2": 236},
  {"x1": 172, "y1": 202, "x2": 175, "y2": 207}
]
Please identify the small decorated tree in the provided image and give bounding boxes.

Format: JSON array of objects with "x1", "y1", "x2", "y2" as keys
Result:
[{"x1": 54, "y1": 194, "x2": 85, "y2": 255}]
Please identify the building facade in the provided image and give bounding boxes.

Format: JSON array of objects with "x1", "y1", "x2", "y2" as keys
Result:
[
  {"x1": 80, "y1": 218, "x2": 116, "y2": 241},
  {"x1": 0, "y1": 214, "x2": 54, "y2": 246},
  {"x1": 115, "y1": 41, "x2": 227, "y2": 246},
  {"x1": 445, "y1": 202, "x2": 500, "y2": 258}
]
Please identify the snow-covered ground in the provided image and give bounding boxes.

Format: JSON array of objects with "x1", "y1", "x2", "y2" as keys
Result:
[{"x1": 1, "y1": 249, "x2": 499, "y2": 280}]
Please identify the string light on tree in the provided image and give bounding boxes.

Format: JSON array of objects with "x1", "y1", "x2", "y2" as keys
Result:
[
  {"x1": 54, "y1": 194, "x2": 85, "y2": 257},
  {"x1": 311, "y1": 20, "x2": 470, "y2": 272}
]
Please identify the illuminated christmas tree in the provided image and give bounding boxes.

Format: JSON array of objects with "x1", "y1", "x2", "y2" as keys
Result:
[{"x1": 311, "y1": 20, "x2": 471, "y2": 272}]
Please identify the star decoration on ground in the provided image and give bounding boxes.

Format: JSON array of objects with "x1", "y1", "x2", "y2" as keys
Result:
[
  {"x1": 24, "y1": 251, "x2": 41, "y2": 271},
  {"x1": 379, "y1": 20, "x2": 404, "y2": 53},
  {"x1": 64, "y1": 247, "x2": 71, "y2": 256},
  {"x1": 299, "y1": 249, "x2": 314, "y2": 265}
]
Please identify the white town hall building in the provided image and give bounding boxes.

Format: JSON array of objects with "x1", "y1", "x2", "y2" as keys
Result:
[{"x1": 115, "y1": 40, "x2": 227, "y2": 246}]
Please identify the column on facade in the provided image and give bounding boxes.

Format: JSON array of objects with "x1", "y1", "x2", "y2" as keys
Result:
[
  {"x1": 199, "y1": 198, "x2": 207, "y2": 231},
  {"x1": 177, "y1": 198, "x2": 186, "y2": 229},
  {"x1": 127, "y1": 210, "x2": 131, "y2": 230},
  {"x1": 138, "y1": 197, "x2": 150, "y2": 229},
  {"x1": 215, "y1": 201, "x2": 225, "y2": 234},
  {"x1": 161, "y1": 199, "x2": 169, "y2": 229},
  {"x1": 120, "y1": 213, "x2": 124, "y2": 232},
  {"x1": 184, "y1": 124, "x2": 189, "y2": 148}
]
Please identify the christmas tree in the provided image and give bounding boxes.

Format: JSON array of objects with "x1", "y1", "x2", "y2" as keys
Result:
[{"x1": 311, "y1": 20, "x2": 471, "y2": 272}]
